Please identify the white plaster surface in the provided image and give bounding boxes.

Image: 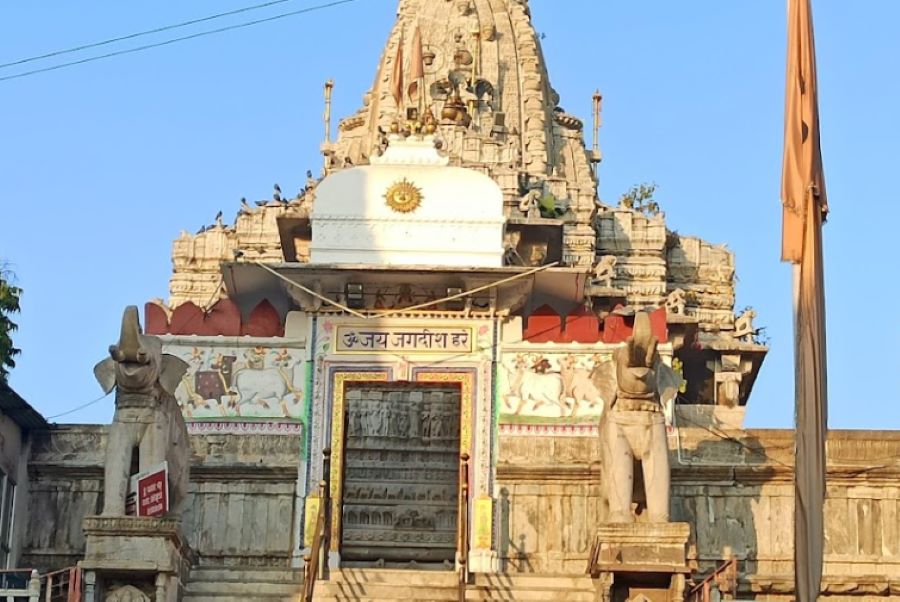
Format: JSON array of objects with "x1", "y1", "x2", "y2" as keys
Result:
[{"x1": 311, "y1": 137, "x2": 506, "y2": 267}]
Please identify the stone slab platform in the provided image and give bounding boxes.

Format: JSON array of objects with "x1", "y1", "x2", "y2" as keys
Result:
[
  {"x1": 81, "y1": 516, "x2": 193, "y2": 602},
  {"x1": 82, "y1": 516, "x2": 189, "y2": 573},
  {"x1": 588, "y1": 522, "x2": 691, "y2": 576}
]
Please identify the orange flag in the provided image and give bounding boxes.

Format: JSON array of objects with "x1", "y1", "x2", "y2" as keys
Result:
[
  {"x1": 408, "y1": 25, "x2": 425, "y2": 104},
  {"x1": 781, "y1": 1, "x2": 829, "y2": 601},
  {"x1": 781, "y1": 0, "x2": 828, "y2": 262},
  {"x1": 390, "y1": 29, "x2": 405, "y2": 110}
]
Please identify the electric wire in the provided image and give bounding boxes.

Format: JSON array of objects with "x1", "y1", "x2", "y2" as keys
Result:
[
  {"x1": 46, "y1": 391, "x2": 111, "y2": 420},
  {"x1": 0, "y1": 0, "x2": 360, "y2": 83},
  {"x1": 0, "y1": 0, "x2": 298, "y2": 71}
]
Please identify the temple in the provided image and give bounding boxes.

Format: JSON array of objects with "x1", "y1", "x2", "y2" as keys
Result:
[{"x1": 9, "y1": 1, "x2": 900, "y2": 601}]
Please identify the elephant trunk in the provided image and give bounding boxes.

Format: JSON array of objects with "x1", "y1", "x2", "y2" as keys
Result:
[
  {"x1": 630, "y1": 312, "x2": 657, "y2": 368},
  {"x1": 109, "y1": 306, "x2": 150, "y2": 364}
]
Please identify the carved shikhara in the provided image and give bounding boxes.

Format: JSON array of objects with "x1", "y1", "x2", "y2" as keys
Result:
[{"x1": 163, "y1": 0, "x2": 752, "y2": 358}]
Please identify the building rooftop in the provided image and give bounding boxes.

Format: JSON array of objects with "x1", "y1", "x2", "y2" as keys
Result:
[{"x1": 0, "y1": 381, "x2": 48, "y2": 430}]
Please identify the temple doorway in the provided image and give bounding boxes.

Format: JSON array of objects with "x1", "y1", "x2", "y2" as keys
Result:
[{"x1": 340, "y1": 382, "x2": 461, "y2": 564}]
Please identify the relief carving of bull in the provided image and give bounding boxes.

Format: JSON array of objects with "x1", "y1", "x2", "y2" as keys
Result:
[{"x1": 93, "y1": 306, "x2": 190, "y2": 518}]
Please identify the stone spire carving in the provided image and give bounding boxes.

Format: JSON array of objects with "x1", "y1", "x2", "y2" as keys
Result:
[
  {"x1": 162, "y1": 0, "x2": 761, "y2": 358},
  {"x1": 325, "y1": 0, "x2": 600, "y2": 267}
]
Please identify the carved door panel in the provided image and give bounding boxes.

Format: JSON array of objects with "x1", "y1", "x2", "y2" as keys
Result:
[{"x1": 341, "y1": 384, "x2": 461, "y2": 563}]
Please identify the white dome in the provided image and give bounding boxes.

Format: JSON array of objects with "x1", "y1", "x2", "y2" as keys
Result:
[{"x1": 310, "y1": 136, "x2": 506, "y2": 267}]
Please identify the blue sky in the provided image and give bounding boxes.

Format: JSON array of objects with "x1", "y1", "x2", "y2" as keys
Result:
[{"x1": 1, "y1": 1, "x2": 897, "y2": 428}]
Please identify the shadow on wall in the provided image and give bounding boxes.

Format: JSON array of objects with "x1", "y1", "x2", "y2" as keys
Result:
[
  {"x1": 498, "y1": 487, "x2": 534, "y2": 573},
  {"x1": 493, "y1": 430, "x2": 779, "y2": 587},
  {"x1": 672, "y1": 432, "x2": 774, "y2": 596}
]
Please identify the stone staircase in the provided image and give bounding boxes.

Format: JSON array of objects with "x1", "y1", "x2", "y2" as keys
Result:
[
  {"x1": 313, "y1": 568, "x2": 458, "y2": 602},
  {"x1": 182, "y1": 565, "x2": 304, "y2": 602},
  {"x1": 469, "y1": 573, "x2": 597, "y2": 601},
  {"x1": 312, "y1": 568, "x2": 597, "y2": 602},
  {"x1": 181, "y1": 565, "x2": 597, "y2": 601}
]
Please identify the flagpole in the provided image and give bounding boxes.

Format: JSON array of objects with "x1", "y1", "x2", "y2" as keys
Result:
[
  {"x1": 407, "y1": 23, "x2": 425, "y2": 122},
  {"x1": 782, "y1": 1, "x2": 829, "y2": 598},
  {"x1": 391, "y1": 26, "x2": 405, "y2": 121},
  {"x1": 399, "y1": 26, "x2": 405, "y2": 120},
  {"x1": 418, "y1": 74, "x2": 424, "y2": 117}
]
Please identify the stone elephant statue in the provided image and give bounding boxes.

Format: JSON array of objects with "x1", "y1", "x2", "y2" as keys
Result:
[
  {"x1": 591, "y1": 312, "x2": 682, "y2": 523},
  {"x1": 93, "y1": 306, "x2": 190, "y2": 518}
]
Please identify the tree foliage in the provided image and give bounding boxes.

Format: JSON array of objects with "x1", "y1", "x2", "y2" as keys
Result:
[
  {"x1": 619, "y1": 182, "x2": 661, "y2": 216},
  {"x1": 0, "y1": 265, "x2": 22, "y2": 382}
]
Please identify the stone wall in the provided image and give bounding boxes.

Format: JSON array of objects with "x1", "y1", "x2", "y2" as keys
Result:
[
  {"x1": 0, "y1": 410, "x2": 33, "y2": 568},
  {"x1": 181, "y1": 432, "x2": 301, "y2": 567},
  {"x1": 496, "y1": 428, "x2": 900, "y2": 600},
  {"x1": 19, "y1": 424, "x2": 900, "y2": 598},
  {"x1": 21, "y1": 426, "x2": 302, "y2": 572}
]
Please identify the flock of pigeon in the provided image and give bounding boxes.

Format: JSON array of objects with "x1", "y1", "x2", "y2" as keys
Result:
[{"x1": 195, "y1": 171, "x2": 318, "y2": 234}]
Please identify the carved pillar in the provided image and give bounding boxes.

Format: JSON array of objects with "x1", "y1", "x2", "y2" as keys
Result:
[
  {"x1": 155, "y1": 573, "x2": 167, "y2": 602},
  {"x1": 27, "y1": 570, "x2": 40, "y2": 602},
  {"x1": 594, "y1": 572, "x2": 613, "y2": 602},
  {"x1": 670, "y1": 573, "x2": 686, "y2": 602},
  {"x1": 83, "y1": 571, "x2": 97, "y2": 602},
  {"x1": 708, "y1": 352, "x2": 752, "y2": 407}
]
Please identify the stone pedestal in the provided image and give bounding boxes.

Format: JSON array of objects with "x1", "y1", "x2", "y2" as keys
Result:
[
  {"x1": 80, "y1": 516, "x2": 192, "y2": 602},
  {"x1": 587, "y1": 523, "x2": 691, "y2": 602}
]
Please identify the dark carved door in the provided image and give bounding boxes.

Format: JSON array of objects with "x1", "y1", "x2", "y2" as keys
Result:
[{"x1": 341, "y1": 384, "x2": 460, "y2": 563}]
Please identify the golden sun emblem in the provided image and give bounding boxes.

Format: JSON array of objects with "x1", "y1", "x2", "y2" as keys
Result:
[{"x1": 384, "y1": 178, "x2": 423, "y2": 213}]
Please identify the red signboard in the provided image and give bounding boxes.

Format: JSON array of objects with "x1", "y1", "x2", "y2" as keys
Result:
[{"x1": 137, "y1": 466, "x2": 169, "y2": 518}]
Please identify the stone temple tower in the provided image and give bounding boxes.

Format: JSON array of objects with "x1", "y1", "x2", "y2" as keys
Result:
[
  {"x1": 325, "y1": 0, "x2": 600, "y2": 268},
  {"x1": 167, "y1": 0, "x2": 765, "y2": 413}
]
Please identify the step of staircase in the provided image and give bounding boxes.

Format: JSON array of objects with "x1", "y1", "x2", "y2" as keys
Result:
[
  {"x1": 468, "y1": 572, "x2": 597, "y2": 601},
  {"x1": 313, "y1": 568, "x2": 458, "y2": 602},
  {"x1": 183, "y1": 565, "x2": 304, "y2": 602},
  {"x1": 310, "y1": 568, "x2": 598, "y2": 602}
]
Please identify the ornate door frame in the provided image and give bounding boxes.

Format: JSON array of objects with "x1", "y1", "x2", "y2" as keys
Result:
[{"x1": 322, "y1": 365, "x2": 484, "y2": 564}]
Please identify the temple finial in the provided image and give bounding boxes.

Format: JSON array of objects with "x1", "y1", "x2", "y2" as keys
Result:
[
  {"x1": 592, "y1": 89, "x2": 603, "y2": 172},
  {"x1": 323, "y1": 79, "x2": 334, "y2": 144}
]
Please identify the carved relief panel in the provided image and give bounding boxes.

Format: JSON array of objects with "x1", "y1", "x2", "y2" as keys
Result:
[{"x1": 341, "y1": 384, "x2": 461, "y2": 563}]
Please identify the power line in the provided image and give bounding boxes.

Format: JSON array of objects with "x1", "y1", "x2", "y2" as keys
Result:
[
  {"x1": 46, "y1": 391, "x2": 111, "y2": 420},
  {"x1": 0, "y1": 0, "x2": 297, "y2": 71},
  {"x1": 0, "y1": 0, "x2": 360, "y2": 84}
]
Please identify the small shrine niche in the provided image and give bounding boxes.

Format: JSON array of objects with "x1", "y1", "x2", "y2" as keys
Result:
[{"x1": 503, "y1": 222, "x2": 563, "y2": 267}]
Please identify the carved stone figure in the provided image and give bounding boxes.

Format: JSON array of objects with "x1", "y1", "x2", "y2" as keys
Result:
[
  {"x1": 733, "y1": 308, "x2": 757, "y2": 342},
  {"x1": 592, "y1": 255, "x2": 618, "y2": 288},
  {"x1": 598, "y1": 312, "x2": 680, "y2": 523},
  {"x1": 518, "y1": 186, "x2": 542, "y2": 219},
  {"x1": 105, "y1": 585, "x2": 150, "y2": 602},
  {"x1": 93, "y1": 306, "x2": 190, "y2": 518},
  {"x1": 665, "y1": 288, "x2": 686, "y2": 315}
]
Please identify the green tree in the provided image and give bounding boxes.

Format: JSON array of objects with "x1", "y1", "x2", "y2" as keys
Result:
[
  {"x1": 0, "y1": 265, "x2": 22, "y2": 382},
  {"x1": 619, "y1": 182, "x2": 661, "y2": 216}
]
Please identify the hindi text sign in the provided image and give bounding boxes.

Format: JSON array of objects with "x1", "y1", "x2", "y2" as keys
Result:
[
  {"x1": 137, "y1": 464, "x2": 169, "y2": 518},
  {"x1": 335, "y1": 326, "x2": 474, "y2": 354}
]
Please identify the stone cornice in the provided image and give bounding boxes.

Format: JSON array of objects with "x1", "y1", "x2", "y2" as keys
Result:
[
  {"x1": 30, "y1": 462, "x2": 299, "y2": 483},
  {"x1": 496, "y1": 463, "x2": 600, "y2": 482},
  {"x1": 743, "y1": 575, "x2": 900, "y2": 596},
  {"x1": 496, "y1": 461, "x2": 900, "y2": 485}
]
